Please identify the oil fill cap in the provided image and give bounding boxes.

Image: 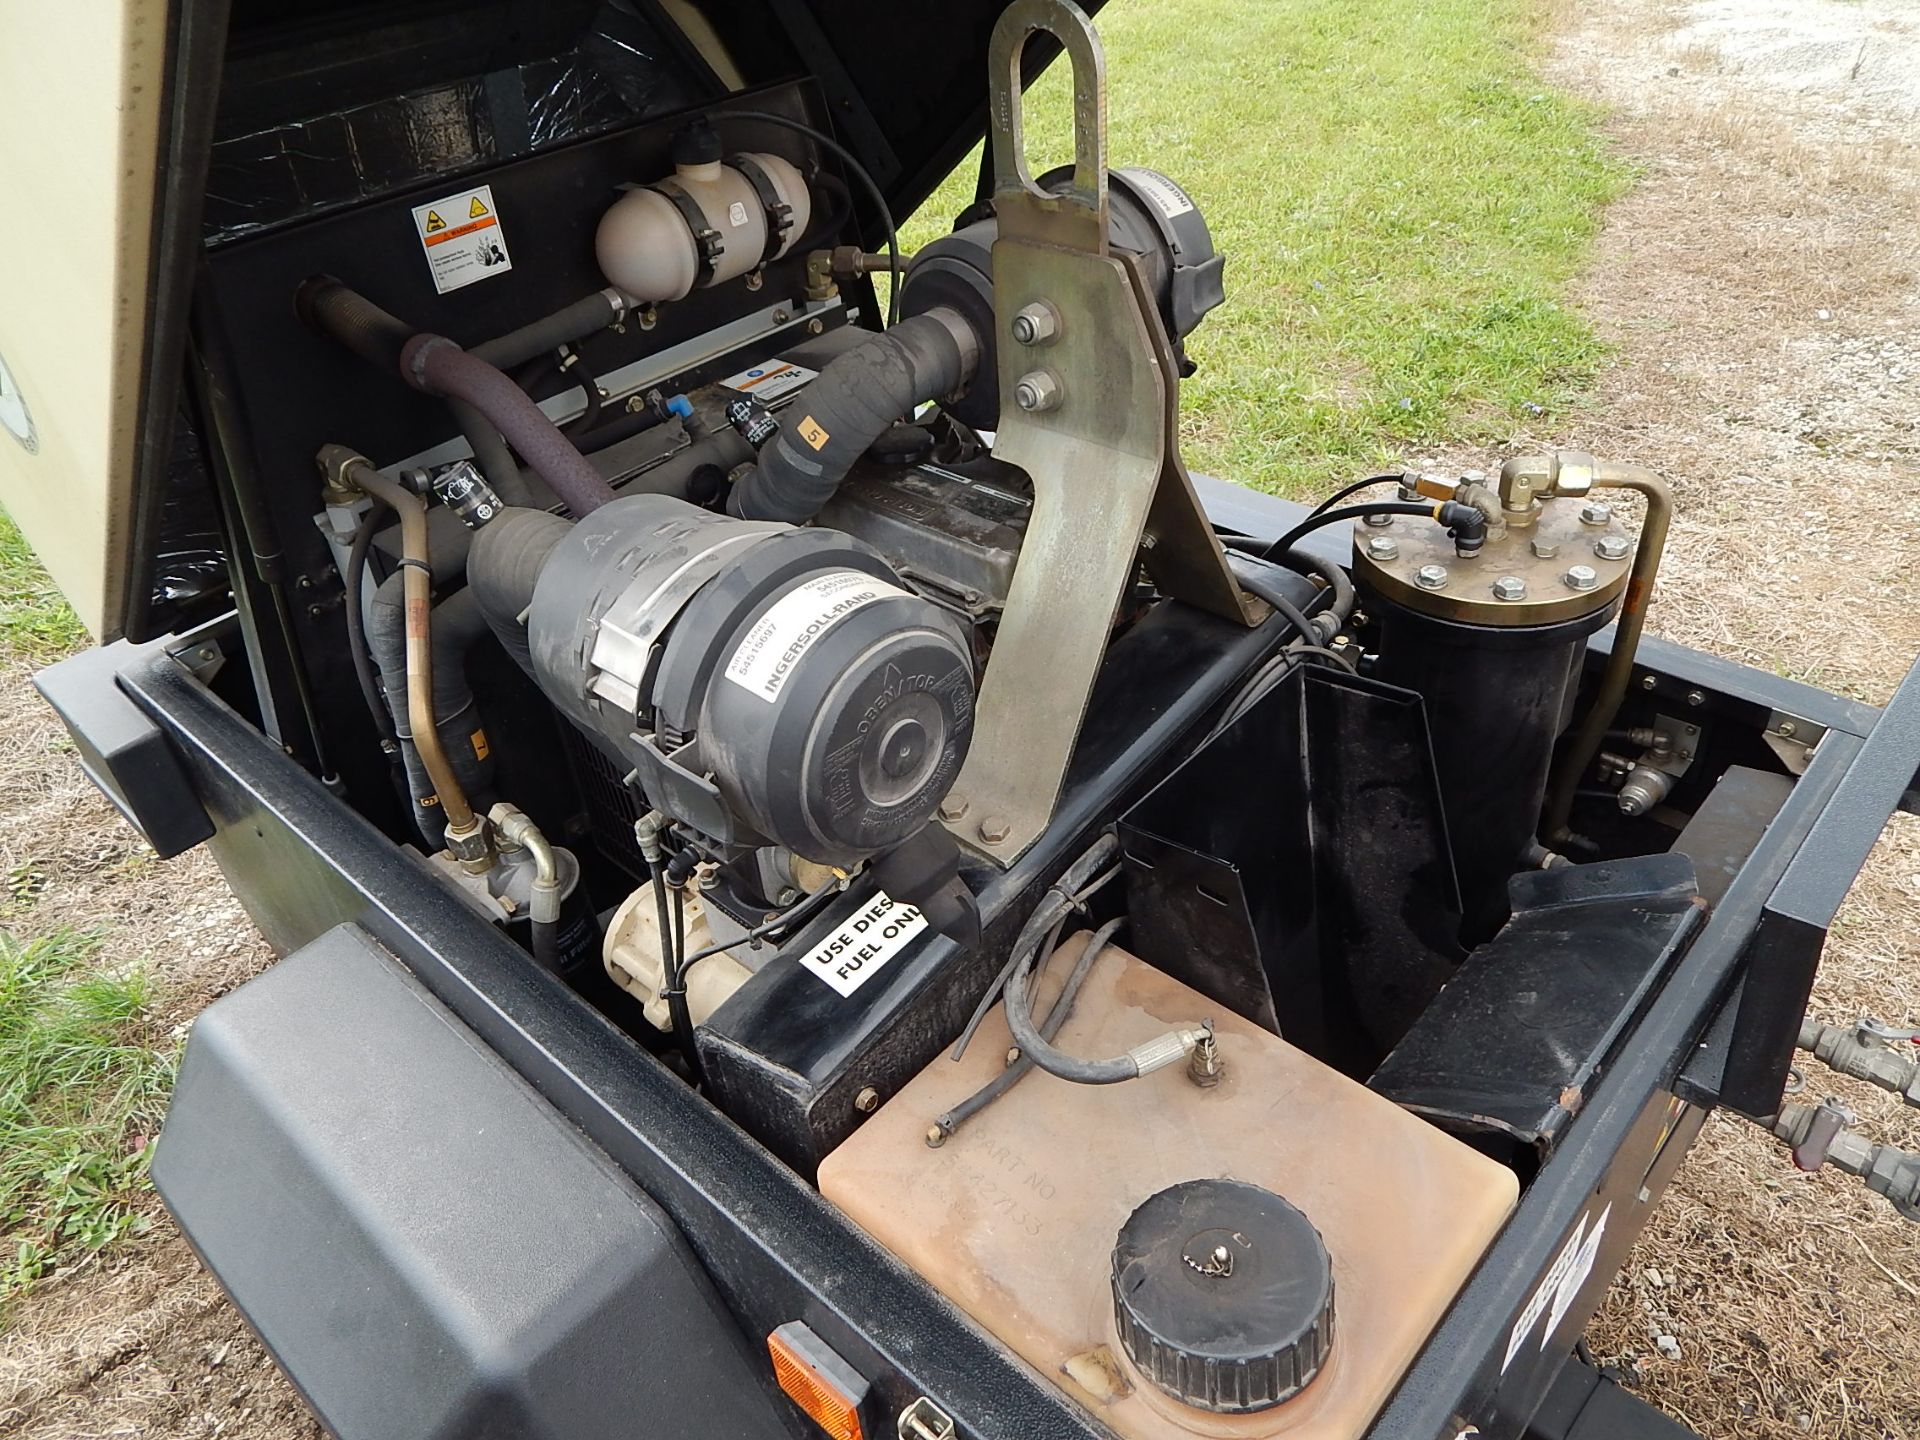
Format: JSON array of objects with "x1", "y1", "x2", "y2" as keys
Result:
[{"x1": 1110, "y1": 1178, "x2": 1335, "y2": 1413}]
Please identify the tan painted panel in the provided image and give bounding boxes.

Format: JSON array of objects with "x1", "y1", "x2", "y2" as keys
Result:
[{"x1": 0, "y1": 1, "x2": 171, "y2": 641}]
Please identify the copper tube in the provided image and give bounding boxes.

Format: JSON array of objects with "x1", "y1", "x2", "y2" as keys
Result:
[
  {"x1": 321, "y1": 447, "x2": 482, "y2": 847},
  {"x1": 1542, "y1": 462, "x2": 1673, "y2": 843}
]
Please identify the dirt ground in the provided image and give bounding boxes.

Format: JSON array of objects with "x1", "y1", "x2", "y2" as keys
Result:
[{"x1": 2, "y1": 1, "x2": 1918, "y2": 1436}]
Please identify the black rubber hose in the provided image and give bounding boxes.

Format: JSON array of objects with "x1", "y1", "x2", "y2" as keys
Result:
[
  {"x1": 402, "y1": 335, "x2": 617, "y2": 518},
  {"x1": 367, "y1": 577, "x2": 497, "y2": 847},
  {"x1": 466, "y1": 506, "x2": 576, "y2": 676},
  {"x1": 1002, "y1": 917, "x2": 1139, "y2": 1085},
  {"x1": 1288, "y1": 547, "x2": 1357, "y2": 623},
  {"x1": 952, "y1": 834, "x2": 1121, "y2": 1061},
  {"x1": 561, "y1": 355, "x2": 605, "y2": 437},
  {"x1": 532, "y1": 919, "x2": 561, "y2": 972},
  {"x1": 717, "y1": 110, "x2": 902, "y2": 326},
  {"x1": 1306, "y1": 473, "x2": 1405, "y2": 518},
  {"x1": 1228, "y1": 557, "x2": 1323, "y2": 644},
  {"x1": 471, "y1": 291, "x2": 625, "y2": 371},
  {"x1": 296, "y1": 277, "x2": 534, "y2": 505},
  {"x1": 1261, "y1": 500, "x2": 1475, "y2": 561},
  {"x1": 343, "y1": 501, "x2": 396, "y2": 747},
  {"x1": 727, "y1": 312, "x2": 973, "y2": 523},
  {"x1": 929, "y1": 911, "x2": 1100, "y2": 1146}
]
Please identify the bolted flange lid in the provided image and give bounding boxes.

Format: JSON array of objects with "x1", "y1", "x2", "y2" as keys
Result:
[{"x1": 1110, "y1": 1179, "x2": 1334, "y2": 1414}]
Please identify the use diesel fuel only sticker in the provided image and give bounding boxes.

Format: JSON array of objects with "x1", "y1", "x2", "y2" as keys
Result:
[
  {"x1": 798, "y1": 890, "x2": 928, "y2": 997},
  {"x1": 412, "y1": 184, "x2": 513, "y2": 294}
]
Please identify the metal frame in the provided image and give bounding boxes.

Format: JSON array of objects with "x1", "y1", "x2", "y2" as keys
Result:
[{"x1": 58, "y1": 478, "x2": 1920, "y2": 1438}]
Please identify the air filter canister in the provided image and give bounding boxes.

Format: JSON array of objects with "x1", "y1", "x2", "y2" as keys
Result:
[{"x1": 526, "y1": 494, "x2": 974, "y2": 866}]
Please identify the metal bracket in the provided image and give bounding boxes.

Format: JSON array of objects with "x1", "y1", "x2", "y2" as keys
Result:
[
  {"x1": 1763, "y1": 708, "x2": 1827, "y2": 775},
  {"x1": 943, "y1": 0, "x2": 1258, "y2": 865}
]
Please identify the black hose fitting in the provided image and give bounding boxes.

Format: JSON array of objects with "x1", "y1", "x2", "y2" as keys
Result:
[{"x1": 1437, "y1": 499, "x2": 1489, "y2": 555}]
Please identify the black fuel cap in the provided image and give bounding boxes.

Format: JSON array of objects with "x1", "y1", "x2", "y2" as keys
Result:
[{"x1": 1110, "y1": 1179, "x2": 1335, "y2": 1413}]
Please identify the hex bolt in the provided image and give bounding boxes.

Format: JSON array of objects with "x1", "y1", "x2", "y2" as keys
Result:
[
  {"x1": 1686, "y1": 689, "x2": 1706, "y2": 707},
  {"x1": 1363, "y1": 511, "x2": 1397, "y2": 529},
  {"x1": 1491, "y1": 576, "x2": 1527, "y2": 602},
  {"x1": 938, "y1": 795, "x2": 969, "y2": 823},
  {"x1": 854, "y1": 1086, "x2": 880, "y2": 1114},
  {"x1": 1415, "y1": 564, "x2": 1450, "y2": 591},
  {"x1": 978, "y1": 814, "x2": 1012, "y2": 844},
  {"x1": 1013, "y1": 370, "x2": 1062, "y2": 413},
  {"x1": 1530, "y1": 537, "x2": 1560, "y2": 559},
  {"x1": 1641, "y1": 674, "x2": 1659, "y2": 691},
  {"x1": 1594, "y1": 534, "x2": 1631, "y2": 561},
  {"x1": 1564, "y1": 564, "x2": 1599, "y2": 591},
  {"x1": 1365, "y1": 534, "x2": 1400, "y2": 561},
  {"x1": 807, "y1": 317, "x2": 825, "y2": 335},
  {"x1": 1579, "y1": 501, "x2": 1613, "y2": 527},
  {"x1": 1010, "y1": 301, "x2": 1060, "y2": 346}
]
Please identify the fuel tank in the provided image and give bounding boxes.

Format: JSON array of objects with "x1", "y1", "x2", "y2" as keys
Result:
[{"x1": 820, "y1": 933, "x2": 1518, "y2": 1439}]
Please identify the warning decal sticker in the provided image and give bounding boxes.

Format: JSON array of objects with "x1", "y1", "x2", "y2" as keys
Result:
[
  {"x1": 1503, "y1": 1202, "x2": 1611, "y2": 1370},
  {"x1": 411, "y1": 184, "x2": 512, "y2": 294},
  {"x1": 798, "y1": 890, "x2": 928, "y2": 996}
]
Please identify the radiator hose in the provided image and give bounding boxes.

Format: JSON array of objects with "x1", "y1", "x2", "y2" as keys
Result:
[{"x1": 726, "y1": 309, "x2": 978, "y2": 524}]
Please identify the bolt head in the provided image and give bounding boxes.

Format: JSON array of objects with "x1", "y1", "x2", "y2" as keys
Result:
[
  {"x1": 854, "y1": 1086, "x2": 880, "y2": 1113},
  {"x1": 1641, "y1": 674, "x2": 1659, "y2": 691},
  {"x1": 1491, "y1": 575, "x2": 1528, "y2": 601},
  {"x1": 978, "y1": 814, "x2": 1012, "y2": 844},
  {"x1": 1414, "y1": 564, "x2": 1449, "y2": 591},
  {"x1": 1594, "y1": 534, "x2": 1631, "y2": 561},
  {"x1": 1564, "y1": 564, "x2": 1599, "y2": 591},
  {"x1": 1364, "y1": 534, "x2": 1400, "y2": 561},
  {"x1": 1579, "y1": 501, "x2": 1613, "y2": 527},
  {"x1": 1530, "y1": 537, "x2": 1560, "y2": 559},
  {"x1": 937, "y1": 795, "x2": 969, "y2": 823},
  {"x1": 1686, "y1": 689, "x2": 1706, "y2": 707},
  {"x1": 1010, "y1": 301, "x2": 1059, "y2": 346},
  {"x1": 1013, "y1": 369, "x2": 1062, "y2": 413},
  {"x1": 1363, "y1": 511, "x2": 1397, "y2": 529}
]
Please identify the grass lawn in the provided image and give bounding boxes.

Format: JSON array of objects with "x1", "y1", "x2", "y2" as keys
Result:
[
  {"x1": 899, "y1": 0, "x2": 1628, "y2": 496},
  {"x1": 0, "y1": 0, "x2": 1626, "y2": 1311},
  {"x1": 0, "y1": 930, "x2": 171, "y2": 1312}
]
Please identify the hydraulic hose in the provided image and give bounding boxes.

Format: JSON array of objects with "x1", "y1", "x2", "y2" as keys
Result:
[
  {"x1": 727, "y1": 308, "x2": 977, "y2": 523},
  {"x1": 466, "y1": 506, "x2": 576, "y2": 675},
  {"x1": 1542, "y1": 463, "x2": 1673, "y2": 844},
  {"x1": 322, "y1": 448, "x2": 484, "y2": 856},
  {"x1": 368, "y1": 578, "x2": 497, "y2": 847},
  {"x1": 402, "y1": 334, "x2": 617, "y2": 518}
]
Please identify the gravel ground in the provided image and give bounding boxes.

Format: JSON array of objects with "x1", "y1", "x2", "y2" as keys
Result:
[{"x1": 2, "y1": 1, "x2": 1918, "y2": 1435}]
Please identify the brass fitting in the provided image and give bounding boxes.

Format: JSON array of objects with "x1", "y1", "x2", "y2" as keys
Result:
[
  {"x1": 803, "y1": 249, "x2": 839, "y2": 302},
  {"x1": 1496, "y1": 450, "x2": 1597, "y2": 525}
]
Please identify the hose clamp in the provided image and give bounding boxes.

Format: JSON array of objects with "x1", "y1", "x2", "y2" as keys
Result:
[
  {"x1": 729, "y1": 153, "x2": 795, "y2": 266},
  {"x1": 649, "y1": 178, "x2": 725, "y2": 287}
]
